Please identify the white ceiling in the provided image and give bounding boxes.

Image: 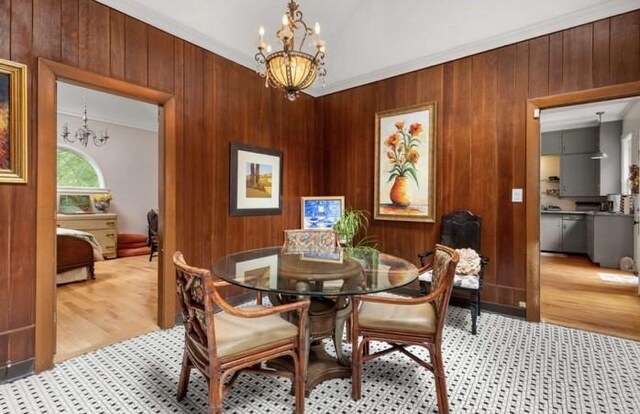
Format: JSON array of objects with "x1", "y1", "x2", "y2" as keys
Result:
[
  {"x1": 95, "y1": 0, "x2": 639, "y2": 96},
  {"x1": 57, "y1": 81, "x2": 158, "y2": 132},
  {"x1": 541, "y1": 97, "x2": 640, "y2": 132}
]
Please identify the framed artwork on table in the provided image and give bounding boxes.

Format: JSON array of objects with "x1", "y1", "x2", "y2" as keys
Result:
[
  {"x1": 374, "y1": 102, "x2": 436, "y2": 222},
  {"x1": 0, "y1": 58, "x2": 28, "y2": 184},
  {"x1": 230, "y1": 142, "x2": 283, "y2": 216},
  {"x1": 301, "y1": 196, "x2": 344, "y2": 229}
]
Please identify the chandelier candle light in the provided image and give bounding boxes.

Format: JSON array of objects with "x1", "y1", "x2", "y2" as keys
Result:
[
  {"x1": 61, "y1": 90, "x2": 109, "y2": 147},
  {"x1": 255, "y1": 0, "x2": 326, "y2": 101}
]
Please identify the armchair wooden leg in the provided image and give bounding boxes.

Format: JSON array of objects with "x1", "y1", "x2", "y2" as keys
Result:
[
  {"x1": 351, "y1": 336, "x2": 365, "y2": 401},
  {"x1": 177, "y1": 349, "x2": 192, "y2": 401},
  {"x1": 477, "y1": 289, "x2": 482, "y2": 316},
  {"x1": 429, "y1": 346, "x2": 449, "y2": 414},
  {"x1": 208, "y1": 377, "x2": 223, "y2": 414},
  {"x1": 293, "y1": 354, "x2": 305, "y2": 414}
]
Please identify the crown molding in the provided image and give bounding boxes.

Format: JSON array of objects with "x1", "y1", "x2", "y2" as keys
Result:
[{"x1": 96, "y1": 0, "x2": 639, "y2": 98}]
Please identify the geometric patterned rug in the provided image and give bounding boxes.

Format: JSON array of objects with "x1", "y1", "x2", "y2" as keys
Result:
[{"x1": 1, "y1": 307, "x2": 639, "y2": 413}]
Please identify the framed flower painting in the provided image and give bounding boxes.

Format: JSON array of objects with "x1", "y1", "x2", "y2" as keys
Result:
[
  {"x1": 0, "y1": 58, "x2": 28, "y2": 184},
  {"x1": 374, "y1": 103, "x2": 436, "y2": 222}
]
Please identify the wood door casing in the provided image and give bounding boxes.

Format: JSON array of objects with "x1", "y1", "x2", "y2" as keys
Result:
[{"x1": 36, "y1": 58, "x2": 177, "y2": 372}]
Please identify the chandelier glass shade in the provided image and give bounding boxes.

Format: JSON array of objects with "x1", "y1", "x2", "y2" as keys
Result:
[
  {"x1": 255, "y1": 1, "x2": 326, "y2": 101},
  {"x1": 61, "y1": 92, "x2": 109, "y2": 148}
]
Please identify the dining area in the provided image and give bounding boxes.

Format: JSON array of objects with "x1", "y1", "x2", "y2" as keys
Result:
[{"x1": 173, "y1": 228, "x2": 460, "y2": 413}]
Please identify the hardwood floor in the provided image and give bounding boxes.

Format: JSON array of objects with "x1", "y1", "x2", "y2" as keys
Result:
[
  {"x1": 55, "y1": 255, "x2": 159, "y2": 362},
  {"x1": 540, "y1": 253, "x2": 640, "y2": 341}
]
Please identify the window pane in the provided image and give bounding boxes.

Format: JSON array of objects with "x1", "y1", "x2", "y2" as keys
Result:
[{"x1": 57, "y1": 148, "x2": 100, "y2": 187}]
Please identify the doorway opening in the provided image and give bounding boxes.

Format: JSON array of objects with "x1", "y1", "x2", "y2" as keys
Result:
[
  {"x1": 36, "y1": 58, "x2": 177, "y2": 372},
  {"x1": 525, "y1": 84, "x2": 640, "y2": 340},
  {"x1": 54, "y1": 82, "x2": 160, "y2": 361}
]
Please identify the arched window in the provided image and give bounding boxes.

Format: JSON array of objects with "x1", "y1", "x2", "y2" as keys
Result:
[{"x1": 57, "y1": 145, "x2": 107, "y2": 192}]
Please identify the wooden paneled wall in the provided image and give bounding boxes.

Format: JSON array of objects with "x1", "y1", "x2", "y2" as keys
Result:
[
  {"x1": 0, "y1": 0, "x2": 320, "y2": 374},
  {"x1": 318, "y1": 11, "x2": 640, "y2": 310}
]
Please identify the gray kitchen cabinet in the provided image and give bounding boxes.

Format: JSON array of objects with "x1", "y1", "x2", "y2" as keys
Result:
[
  {"x1": 590, "y1": 214, "x2": 634, "y2": 268},
  {"x1": 541, "y1": 214, "x2": 562, "y2": 251},
  {"x1": 586, "y1": 214, "x2": 594, "y2": 261},
  {"x1": 560, "y1": 154, "x2": 598, "y2": 196},
  {"x1": 561, "y1": 214, "x2": 587, "y2": 254},
  {"x1": 541, "y1": 131, "x2": 562, "y2": 155},
  {"x1": 597, "y1": 121, "x2": 622, "y2": 196},
  {"x1": 561, "y1": 127, "x2": 598, "y2": 154},
  {"x1": 541, "y1": 213, "x2": 587, "y2": 253}
]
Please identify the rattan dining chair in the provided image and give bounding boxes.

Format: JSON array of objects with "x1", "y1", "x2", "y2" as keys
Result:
[
  {"x1": 351, "y1": 244, "x2": 459, "y2": 413},
  {"x1": 173, "y1": 252, "x2": 310, "y2": 414}
]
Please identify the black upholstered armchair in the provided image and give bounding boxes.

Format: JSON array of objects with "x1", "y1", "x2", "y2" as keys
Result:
[{"x1": 418, "y1": 210, "x2": 489, "y2": 334}]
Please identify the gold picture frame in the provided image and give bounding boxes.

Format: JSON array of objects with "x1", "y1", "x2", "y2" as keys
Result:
[
  {"x1": 374, "y1": 102, "x2": 436, "y2": 222},
  {"x1": 0, "y1": 58, "x2": 27, "y2": 184}
]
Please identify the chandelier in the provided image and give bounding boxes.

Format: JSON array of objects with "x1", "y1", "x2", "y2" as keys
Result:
[
  {"x1": 255, "y1": 0, "x2": 326, "y2": 101},
  {"x1": 61, "y1": 91, "x2": 109, "y2": 147}
]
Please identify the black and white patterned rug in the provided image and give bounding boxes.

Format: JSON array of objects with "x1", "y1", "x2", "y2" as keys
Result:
[{"x1": 1, "y1": 307, "x2": 639, "y2": 413}]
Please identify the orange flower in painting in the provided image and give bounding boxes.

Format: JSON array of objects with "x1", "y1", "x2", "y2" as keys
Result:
[
  {"x1": 385, "y1": 133, "x2": 400, "y2": 148},
  {"x1": 407, "y1": 148, "x2": 419, "y2": 164},
  {"x1": 384, "y1": 119, "x2": 423, "y2": 187},
  {"x1": 409, "y1": 123, "x2": 423, "y2": 137}
]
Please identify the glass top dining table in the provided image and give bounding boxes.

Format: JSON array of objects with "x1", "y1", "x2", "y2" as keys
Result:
[
  {"x1": 210, "y1": 245, "x2": 420, "y2": 395},
  {"x1": 210, "y1": 246, "x2": 419, "y2": 297}
]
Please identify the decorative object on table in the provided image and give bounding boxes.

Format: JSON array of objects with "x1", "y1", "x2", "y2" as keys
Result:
[
  {"x1": 418, "y1": 210, "x2": 489, "y2": 335},
  {"x1": 351, "y1": 244, "x2": 459, "y2": 413},
  {"x1": 230, "y1": 142, "x2": 283, "y2": 216},
  {"x1": 255, "y1": 0, "x2": 326, "y2": 101},
  {"x1": 283, "y1": 229, "x2": 339, "y2": 254},
  {"x1": 0, "y1": 58, "x2": 27, "y2": 184},
  {"x1": 173, "y1": 252, "x2": 309, "y2": 414},
  {"x1": 91, "y1": 192, "x2": 112, "y2": 213},
  {"x1": 61, "y1": 89, "x2": 109, "y2": 148},
  {"x1": 374, "y1": 102, "x2": 436, "y2": 222},
  {"x1": 301, "y1": 196, "x2": 344, "y2": 229}
]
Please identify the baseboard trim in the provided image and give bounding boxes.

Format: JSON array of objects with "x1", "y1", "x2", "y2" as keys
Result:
[
  {"x1": 0, "y1": 358, "x2": 34, "y2": 385},
  {"x1": 480, "y1": 302, "x2": 526, "y2": 318}
]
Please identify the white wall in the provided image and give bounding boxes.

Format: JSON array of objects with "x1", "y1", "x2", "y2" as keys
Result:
[{"x1": 57, "y1": 113, "x2": 158, "y2": 235}]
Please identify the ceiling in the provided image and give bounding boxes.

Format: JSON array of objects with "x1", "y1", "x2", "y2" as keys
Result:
[
  {"x1": 57, "y1": 81, "x2": 158, "y2": 132},
  {"x1": 95, "y1": 0, "x2": 638, "y2": 96},
  {"x1": 541, "y1": 97, "x2": 640, "y2": 132}
]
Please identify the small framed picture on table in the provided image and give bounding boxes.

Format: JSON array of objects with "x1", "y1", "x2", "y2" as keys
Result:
[{"x1": 301, "y1": 196, "x2": 344, "y2": 229}]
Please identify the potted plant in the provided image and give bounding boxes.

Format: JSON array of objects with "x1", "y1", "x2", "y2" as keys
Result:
[{"x1": 333, "y1": 207, "x2": 378, "y2": 250}]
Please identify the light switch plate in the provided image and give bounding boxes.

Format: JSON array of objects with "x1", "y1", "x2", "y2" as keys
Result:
[{"x1": 512, "y1": 188, "x2": 523, "y2": 203}]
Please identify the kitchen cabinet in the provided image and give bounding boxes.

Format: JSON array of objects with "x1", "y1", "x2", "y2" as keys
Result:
[
  {"x1": 560, "y1": 154, "x2": 598, "y2": 196},
  {"x1": 596, "y1": 121, "x2": 622, "y2": 196},
  {"x1": 587, "y1": 213, "x2": 633, "y2": 268},
  {"x1": 57, "y1": 213, "x2": 118, "y2": 259},
  {"x1": 561, "y1": 214, "x2": 587, "y2": 253},
  {"x1": 540, "y1": 213, "x2": 587, "y2": 254},
  {"x1": 541, "y1": 131, "x2": 562, "y2": 155},
  {"x1": 561, "y1": 127, "x2": 598, "y2": 154},
  {"x1": 541, "y1": 214, "x2": 562, "y2": 251}
]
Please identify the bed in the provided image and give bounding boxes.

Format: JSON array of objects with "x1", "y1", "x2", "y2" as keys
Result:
[{"x1": 56, "y1": 228, "x2": 105, "y2": 285}]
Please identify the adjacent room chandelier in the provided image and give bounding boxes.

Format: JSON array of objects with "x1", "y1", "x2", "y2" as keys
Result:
[
  {"x1": 61, "y1": 90, "x2": 109, "y2": 147},
  {"x1": 590, "y1": 111, "x2": 607, "y2": 159},
  {"x1": 255, "y1": 0, "x2": 326, "y2": 101}
]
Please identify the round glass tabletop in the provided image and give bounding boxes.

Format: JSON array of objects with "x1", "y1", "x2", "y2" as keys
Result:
[{"x1": 211, "y1": 246, "x2": 418, "y2": 297}]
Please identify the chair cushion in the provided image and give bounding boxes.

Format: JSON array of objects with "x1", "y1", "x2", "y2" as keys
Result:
[
  {"x1": 358, "y1": 300, "x2": 437, "y2": 335},
  {"x1": 214, "y1": 305, "x2": 299, "y2": 358},
  {"x1": 117, "y1": 233, "x2": 147, "y2": 244},
  {"x1": 418, "y1": 269, "x2": 480, "y2": 290}
]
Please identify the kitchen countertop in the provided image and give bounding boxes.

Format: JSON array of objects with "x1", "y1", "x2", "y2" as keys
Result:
[{"x1": 540, "y1": 210, "x2": 633, "y2": 217}]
